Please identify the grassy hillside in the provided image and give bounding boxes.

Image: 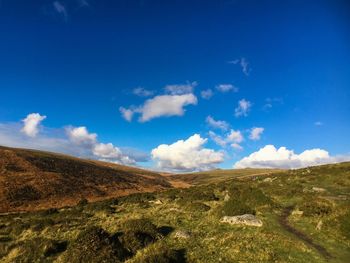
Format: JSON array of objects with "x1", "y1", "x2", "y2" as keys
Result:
[
  {"x1": 167, "y1": 168, "x2": 284, "y2": 185},
  {"x1": 0, "y1": 162, "x2": 349, "y2": 262},
  {"x1": 0, "y1": 146, "x2": 171, "y2": 213}
]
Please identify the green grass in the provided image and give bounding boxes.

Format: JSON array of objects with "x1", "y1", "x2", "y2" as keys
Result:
[{"x1": 0, "y1": 162, "x2": 349, "y2": 262}]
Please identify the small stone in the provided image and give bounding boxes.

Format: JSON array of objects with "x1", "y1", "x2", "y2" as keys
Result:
[
  {"x1": 316, "y1": 220, "x2": 323, "y2": 231},
  {"x1": 174, "y1": 230, "x2": 191, "y2": 239},
  {"x1": 312, "y1": 187, "x2": 326, "y2": 193},
  {"x1": 224, "y1": 194, "x2": 230, "y2": 201},
  {"x1": 220, "y1": 214, "x2": 263, "y2": 227}
]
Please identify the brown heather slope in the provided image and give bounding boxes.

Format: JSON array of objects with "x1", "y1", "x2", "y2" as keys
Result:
[{"x1": 0, "y1": 146, "x2": 172, "y2": 213}]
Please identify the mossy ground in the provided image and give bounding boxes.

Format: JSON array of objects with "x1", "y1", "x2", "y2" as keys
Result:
[{"x1": 0, "y1": 163, "x2": 349, "y2": 262}]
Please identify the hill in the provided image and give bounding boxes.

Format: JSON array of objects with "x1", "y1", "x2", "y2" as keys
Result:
[
  {"x1": 0, "y1": 160, "x2": 349, "y2": 262},
  {"x1": 167, "y1": 167, "x2": 284, "y2": 185},
  {"x1": 0, "y1": 146, "x2": 171, "y2": 213}
]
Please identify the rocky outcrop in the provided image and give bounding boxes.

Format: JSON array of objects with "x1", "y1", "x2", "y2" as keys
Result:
[{"x1": 220, "y1": 214, "x2": 263, "y2": 227}]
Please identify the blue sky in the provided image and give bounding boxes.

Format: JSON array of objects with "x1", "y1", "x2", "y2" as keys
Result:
[{"x1": 0, "y1": 0, "x2": 349, "y2": 171}]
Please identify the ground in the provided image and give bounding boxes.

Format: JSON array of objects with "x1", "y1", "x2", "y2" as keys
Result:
[{"x1": 0, "y1": 162, "x2": 349, "y2": 262}]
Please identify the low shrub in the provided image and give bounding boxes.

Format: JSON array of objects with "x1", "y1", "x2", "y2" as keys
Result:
[
  {"x1": 300, "y1": 199, "x2": 333, "y2": 217},
  {"x1": 43, "y1": 240, "x2": 67, "y2": 257},
  {"x1": 178, "y1": 186, "x2": 218, "y2": 202},
  {"x1": 339, "y1": 211, "x2": 350, "y2": 239},
  {"x1": 218, "y1": 199, "x2": 255, "y2": 217},
  {"x1": 120, "y1": 218, "x2": 160, "y2": 254},
  {"x1": 132, "y1": 243, "x2": 186, "y2": 263},
  {"x1": 185, "y1": 202, "x2": 211, "y2": 212},
  {"x1": 6, "y1": 185, "x2": 42, "y2": 202},
  {"x1": 119, "y1": 192, "x2": 156, "y2": 204},
  {"x1": 62, "y1": 226, "x2": 128, "y2": 263}
]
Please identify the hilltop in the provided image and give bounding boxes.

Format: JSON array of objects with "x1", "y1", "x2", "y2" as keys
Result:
[{"x1": 0, "y1": 146, "x2": 171, "y2": 213}]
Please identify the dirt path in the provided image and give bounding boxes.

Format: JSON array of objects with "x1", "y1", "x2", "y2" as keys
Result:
[{"x1": 279, "y1": 207, "x2": 332, "y2": 260}]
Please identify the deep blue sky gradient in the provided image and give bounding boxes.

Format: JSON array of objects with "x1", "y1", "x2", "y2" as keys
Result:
[{"x1": 0, "y1": 0, "x2": 349, "y2": 168}]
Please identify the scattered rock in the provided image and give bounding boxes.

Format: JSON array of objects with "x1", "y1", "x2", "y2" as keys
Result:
[
  {"x1": 224, "y1": 193, "x2": 230, "y2": 201},
  {"x1": 312, "y1": 187, "x2": 326, "y2": 193},
  {"x1": 291, "y1": 208, "x2": 304, "y2": 216},
  {"x1": 220, "y1": 214, "x2": 263, "y2": 227},
  {"x1": 149, "y1": 199, "x2": 163, "y2": 205},
  {"x1": 263, "y1": 177, "x2": 277, "y2": 183},
  {"x1": 174, "y1": 230, "x2": 191, "y2": 239},
  {"x1": 316, "y1": 220, "x2": 323, "y2": 231}
]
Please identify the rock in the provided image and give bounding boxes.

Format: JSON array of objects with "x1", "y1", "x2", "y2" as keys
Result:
[
  {"x1": 149, "y1": 199, "x2": 163, "y2": 205},
  {"x1": 291, "y1": 209, "x2": 303, "y2": 216},
  {"x1": 312, "y1": 187, "x2": 326, "y2": 193},
  {"x1": 220, "y1": 214, "x2": 263, "y2": 227},
  {"x1": 224, "y1": 193, "x2": 230, "y2": 201},
  {"x1": 316, "y1": 220, "x2": 323, "y2": 231},
  {"x1": 174, "y1": 230, "x2": 191, "y2": 239},
  {"x1": 263, "y1": 177, "x2": 276, "y2": 183}
]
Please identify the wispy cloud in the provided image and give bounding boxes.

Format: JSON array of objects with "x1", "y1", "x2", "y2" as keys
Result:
[
  {"x1": 53, "y1": 1, "x2": 68, "y2": 21},
  {"x1": 228, "y1": 57, "x2": 251, "y2": 76},
  {"x1": 215, "y1": 84, "x2": 238, "y2": 93},
  {"x1": 249, "y1": 127, "x2": 264, "y2": 141},
  {"x1": 234, "y1": 99, "x2": 252, "y2": 117},
  {"x1": 132, "y1": 87, "x2": 154, "y2": 97},
  {"x1": 201, "y1": 89, "x2": 213, "y2": 100},
  {"x1": 206, "y1": 116, "x2": 229, "y2": 131},
  {"x1": 164, "y1": 81, "x2": 197, "y2": 95},
  {"x1": 314, "y1": 121, "x2": 323, "y2": 126}
]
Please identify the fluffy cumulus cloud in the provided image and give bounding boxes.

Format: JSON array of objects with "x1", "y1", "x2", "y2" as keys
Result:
[
  {"x1": 233, "y1": 145, "x2": 350, "y2": 169},
  {"x1": 206, "y1": 116, "x2": 229, "y2": 131},
  {"x1": 21, "y1": 113, "x2": 47, "y2": 137},
  {"x1": 164, "y1": 81, "x2": 197, "y2": 95},
  {"x1": 215, "y1": 84, "x2": 238, "y2": 93},
  {"x1": 67, "y1": 126, "x2": 137, "y2": 165},
  {"x1": 201, "y1": 89, "x2": 213, "y2": 99},
  {"x1": 249, "y1": 127, "x2": 264, "y2": 141},
  {"x1": 66, "y1": 126, "x2": 97, "y2": 145},
  {"x1": 120, "y1": 94, "x2": 197, "y2": 122},
  {"x1": 151, "y1": 134, "x2": 224, "y2": 172},
  {"x1": 1, "y1": 113, "x2": 145, "y2": 166},
  {"x1": 235, "y1": 99, "x2": 252, "y2": 117}
]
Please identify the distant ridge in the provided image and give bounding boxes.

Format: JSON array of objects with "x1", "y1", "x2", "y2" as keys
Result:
[{"x1": 0, "y1": 145, "x2": 171, "y2": 213}]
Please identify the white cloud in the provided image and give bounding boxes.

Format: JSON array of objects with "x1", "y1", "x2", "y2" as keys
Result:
[
  {"x1": 133, "y1": 87, "x2": 154, "y2": 97},
  {"x1": 66, "y1": 126, "x2": 97, "y2": 146},
  {"x1": 235, "y1": 99, "x2": 252, "y2": 117},
  {"x1": 93, "y1": 142, "x2": 122, "y2": 158},
  {"x1": 208, "y1": 131, "x2": 227, "y2": 148},
  {"x1": 209, "y1": 129, "x2": 243, "y2": 150},
  {"x1": 151, "y1": 134, "x2": 224, "y2": 172},
  {"x1": 227, "y1": 129, "x2": 243, "y2": 143},
  {"x1": 201, "y1": 89, "x2": 213, "y2": 99},
  {"x1": 215, "y1": 84, "x2": 238, "y2": 93},
  {"x1": 233, "y1": 145, "x2": 350, "y2": 169},
  {"x1": 314, "y1": 121, "x2": 323, "y2": 126},
  {"x1": 231, "y1": 143, "x2": 243, "y2": 150},
  {"x1": 164, "y1": 81, "x2": 197, "y2": 95},
  {"x1": 119, "y1": 107, "x2": 134, "y2": 122},
  {"x1": 121, "y1": 94, "x2": 198, "y2": 122},
  {"x1": 1, "y1": 117, "x2": 147, "y2": 166},
  {"x1": 228, "y1": 57, "x2": 251, "y2": 76},
  {"x1": 249, "y1": 127, "x2": 264, "y2": 141},
  {"x1": 206, "y1": 116, "x2": 229, "y2": 131},
  {"x1": 21, "y1": 113, "x2": 46, "y2": 137}
]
